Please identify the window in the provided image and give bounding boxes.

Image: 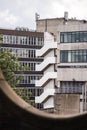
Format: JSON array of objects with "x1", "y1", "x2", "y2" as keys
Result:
[
  {"x1": 28, "y1": 88, "x2": 35, "y2": 97},
  {"x1": 1, "y1": 47, "x2": 36, "y2": 59},
  {"x1": 60, "y1": 50, "x2": 68, "y2": 62},
  {"x1": 57, "y1": 65, "x2": 87, "y2": 68},
  {"x1": 20, "y1": 36, "x2": 28, "y2": 45},
  {"x1": 16, "y1": 75, "x2": 36, "y2": 84},
  {"x1": 60, "y1": 33, "x2": 64, "y2": 43},
  {"x1": 3, "y1": 35, "x2": 43, "y2": 46},
  {"x1": 83, "y1": 32, "x2": 87, "y2": 41},
  {"x1": 75, "y1": 32, "x2": 80, "y2": 42},
  {"x1": 64, "y1": 33, "x2": 67, "y2": 42},
  {"x1": 67, "y1": 32, "x2": 72, "y2": 43},
  {"x1": 19, "y1": 62, "x2": 36, "y2": 71},
  {"x1": 37, "y1": 37, "x2": 44, "y2": 46},
  {"x1": 60, "y1": 31, "x2": 87, "y2": 43},
  {"x1": 28, "y1": 49, "x2": 36, "y2": 58},
  {"x1": 60, "y1": 81, "x2": 83, "y2": 93},
  {"x1": 3, "y1": 35, "x2": 10, "y2": 43},
  {"x1": 34, "y1": 88, "x2": 43, "y2": 96},
  {"x1": 60, "y1": 50, "x2": 87, "y2": 63},
  {"x1": 35, "y1": 103, "x2": 43, "y2": 109}
]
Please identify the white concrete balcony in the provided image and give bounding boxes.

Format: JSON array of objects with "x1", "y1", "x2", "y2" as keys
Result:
[
  {"x1": 36, "y1": 72, "x2": 57, "y2": 87},
  {"x1": 36, "y1": 57, "x2": 56, "y2": 71},
  {"x1": 36, "y1": 42, "x2": 57, "y2": 57},
  {"x1": 35, "y1": 89, "x2": 55, "y2": 103}
]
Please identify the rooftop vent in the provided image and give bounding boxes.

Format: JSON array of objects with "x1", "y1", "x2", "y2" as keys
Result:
[
  {"x1": 15, "y1": 27, "x2": 29, "y2": 31},
  {"x1": 64, "y1": 11, "x2": 68, "y2": 21},
  {"x1": 35, "y1": 13, "x2": 40, "y2": 21}
]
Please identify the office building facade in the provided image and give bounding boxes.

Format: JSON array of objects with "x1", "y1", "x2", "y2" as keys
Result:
[{"x1": 0, "y1": 28, "x2": 44, "y2": 109}]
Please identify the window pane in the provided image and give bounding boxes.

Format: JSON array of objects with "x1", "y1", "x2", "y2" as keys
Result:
[
  {"x1": 60, "y1": 33, "x2": 64, "y2": 43},
  {"x1": 64, "y1": 33, "x2": 68, "y2": 42},
  {"x1": 68, "y1": 51, "x2": 71, "y2": 62},
  {"x1": 75, "y1": 32, "x2": 80, "y2": 42},
  {"x1": 79, "y1": 32, "x2": 84, "y2": 42},
  {"x1": 67, "y1": 33, "x2": 72, "y2": 42},
  {"x1": 83, "y1": 32, "x2": 87, "y2": 42}
]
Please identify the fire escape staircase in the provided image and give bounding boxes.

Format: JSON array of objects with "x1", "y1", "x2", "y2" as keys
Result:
[
  {"x1": 36, "y1": 57, "x2": 56, "y2": 71},
  {"x1": 36, "y1": 42, "x2": 57, "y2": 57},
  {"x1": 35, "y1": 89, "x2": 55, "y2": 103},
  {"x1": 36, "y1": 72, "x2": 57, "y2": 87}
]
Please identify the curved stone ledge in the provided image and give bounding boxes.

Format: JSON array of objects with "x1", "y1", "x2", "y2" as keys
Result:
[{"x1": 0, "y1": 70, "x2": 87, "y2": 130}]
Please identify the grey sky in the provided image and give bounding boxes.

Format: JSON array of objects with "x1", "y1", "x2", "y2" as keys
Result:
[{"x1": 0, "y1": 0, "x2": 87, "y2": 30}]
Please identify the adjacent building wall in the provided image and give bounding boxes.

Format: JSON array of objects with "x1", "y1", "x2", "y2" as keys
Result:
[
  {"x1": 36, "y1": 15, "x2": 87, "y2": 113},
  {"x1": 54, "y1": 94, "x2": 80, "y2": 115}
]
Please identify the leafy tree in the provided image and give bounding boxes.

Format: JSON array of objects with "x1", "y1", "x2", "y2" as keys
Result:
[
  {"x1": 0, "y1": 34, "x2": 3, "y2": 42},
  {"x1": 0, "y1": 35, "x2": 34, "y2": 105},
  {"x1": 14, "y1": 87, "x2": 34, "y2": 106},
  {"x1": 0, "y1": 50, "x2": 20, "y2": 87}
]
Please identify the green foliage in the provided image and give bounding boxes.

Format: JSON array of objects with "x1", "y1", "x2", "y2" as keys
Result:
[
  {"x1": 0, "y1": 50, "x2": 19, "y2": 87},
  {"x1": 0, "y1": 34, "x2": 3, "y2": 42},
  {"x1": 0, "y1": 49, "x2": 34, "y2": 105},
  {"x1": 14, "y1": 88, "x2": 34, "y2": 105},
  {"x1": 0, "y1": 50, "x2": 29, "y2": 87}
]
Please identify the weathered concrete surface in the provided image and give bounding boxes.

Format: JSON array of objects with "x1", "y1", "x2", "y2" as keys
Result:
[
  {"x1": 54, "y1": 94, "x2": 80, "y2": 115},
  {"x1": 0, "y1": 70, "x2": 87, "y2": 130}
]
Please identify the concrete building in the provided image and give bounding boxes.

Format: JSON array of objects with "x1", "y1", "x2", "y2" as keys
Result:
[
  {"x1": 35, "y1": 32, "x2": 57, "y2": 112},
  {"x1": 0, "y1": 28, "x2": 44, "y2": 109},
  {"x1": 35, "y1": 12, "x2": 87, "y2": 114}
]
